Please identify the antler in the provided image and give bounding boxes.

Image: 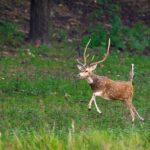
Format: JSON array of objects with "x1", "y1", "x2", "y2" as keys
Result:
[
  {"x1": 76, "y1": 39, "x2": 91, "y2": 66},
  {"x1": 76, "y1": 58, "x2": 84, "y2": 66},
  {"x1": 84, "y1": 39, "x2": 91, "y2": 65},
  {"x1": 90, "y1": 38, "x2": 110, "y2": 65},
  {"x1": 77, "y1": 38, "x2": 110, "y2": 66}
]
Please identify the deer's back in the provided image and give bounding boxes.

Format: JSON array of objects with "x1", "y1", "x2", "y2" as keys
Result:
[{"x1": 105, "y1": 79, "x2": 133, "y2": 100}]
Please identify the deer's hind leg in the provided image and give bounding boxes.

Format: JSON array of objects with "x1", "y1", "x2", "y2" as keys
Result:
[
  {"x1": 125, "y1": 100, "x2": 135, "y2": 122},
  {"x1": 125, "y1": 98, "x2": 144, "y2": 122},
  {"x1": 132, "y1": 105, "x2": 144, "y2": 121}
]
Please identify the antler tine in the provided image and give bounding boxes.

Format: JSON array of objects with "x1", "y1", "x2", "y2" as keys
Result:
[
  {"x1": 76, "y1": 58, "x2": 84, "y2": 66},
  {"x1": 91, "y1": 38, "x2": 110, "y2": 65},
  {"x1": 76, "y1": 54, "x2": 89, "y2": 66},
  {"x1": 84, "y1": 39, "x2": 91, "y2": 66}
]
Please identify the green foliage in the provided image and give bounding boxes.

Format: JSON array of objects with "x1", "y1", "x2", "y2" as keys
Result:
[
  {"x1": 83, "y1": 4, "x2": 150, "y2": 52},
  {"x1": 81, "y1": 24, "x2": 108, "y2": 52},
  {"x1": 58, "y1": 30, "x2": 68, "y2": 41},
  {"x1": 82, "y1": 21, "x2": 150, "y2": 52},
  {"x1": 0, "y1": 21, "x2": 24, "y2": 47}
]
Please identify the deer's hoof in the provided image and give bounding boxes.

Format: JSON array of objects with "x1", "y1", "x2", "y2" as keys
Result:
[
  {"x1": 141, "y1": 118, "x2": 145, "y2": 122},
  {"x1": 132, "y1": 120, "x2": 135, "y2": 124},
  {"x1": 88, "y1": 108, "x2": 91, "y2": 111},
  {"x1": 98, "y1": 112, "x2": 102, "y2": 115}
]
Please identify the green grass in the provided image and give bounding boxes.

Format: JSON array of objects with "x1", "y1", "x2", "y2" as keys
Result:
[
  {"x1": 0, "y1": 21, "x2": 150, "y2": 149},
  {"x1": 0, "y1": 44, "x2": 150, "y2": 149}
]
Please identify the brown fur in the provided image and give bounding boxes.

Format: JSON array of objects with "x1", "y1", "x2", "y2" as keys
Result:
[{"x1": 89, "y1": 73, "x2": 133, "y2": 100}]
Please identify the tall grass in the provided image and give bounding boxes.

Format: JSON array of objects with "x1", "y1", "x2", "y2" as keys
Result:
[{"x1": 1, "y1": 129, "x2": 150, "y2": 150}]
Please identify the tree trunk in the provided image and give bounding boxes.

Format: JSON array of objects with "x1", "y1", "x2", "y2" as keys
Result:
[{"x1": 29, "y1": 0, "x2": 50, "y2": 45}]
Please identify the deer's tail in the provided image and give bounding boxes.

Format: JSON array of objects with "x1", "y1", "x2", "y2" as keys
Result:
[{"x1": 129, "y1": 64, "x2": 134, "y2": 82}]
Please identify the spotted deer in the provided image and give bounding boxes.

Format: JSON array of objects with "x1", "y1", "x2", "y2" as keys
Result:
[{"x1": 77, "y1": 39, "x2": 144, "y2": 122}]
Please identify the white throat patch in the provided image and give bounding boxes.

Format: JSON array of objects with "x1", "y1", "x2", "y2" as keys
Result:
[{"x1": 86, "y1": 77, "x2": 93, "y2": 84}]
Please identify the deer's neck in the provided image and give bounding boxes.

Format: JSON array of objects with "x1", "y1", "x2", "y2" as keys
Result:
[
  {"x1": 86, "y1": 73, "x2": 100, "y2": 83},
  {"x1": 87, "y1": 73, "x2": 107, "y2": 92},
  {"x1": 86, "y1": 76, "x2": 94, "y2": 84}
]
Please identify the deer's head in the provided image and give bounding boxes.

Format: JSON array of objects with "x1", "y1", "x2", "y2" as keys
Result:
[{"x1": 77, "y1": 38, "x2": 110, "y2": 79}]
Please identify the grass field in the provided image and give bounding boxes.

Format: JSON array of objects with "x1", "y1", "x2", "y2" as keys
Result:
[{"x1": 0, "y1": 41, "x2": 150, "y2": 149}]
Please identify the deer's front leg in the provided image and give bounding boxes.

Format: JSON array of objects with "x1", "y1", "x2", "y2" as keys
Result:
[
  {"x1": 88, "y1": 94, "x2": 102, "y2": 114},
  {"x1": 88, "y1": 94, "x2": 95, "y2": 111}
]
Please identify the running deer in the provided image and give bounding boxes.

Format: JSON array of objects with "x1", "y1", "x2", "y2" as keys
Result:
[{"x1": 77, "y1": 39, "x2": 144, "y2": 122}]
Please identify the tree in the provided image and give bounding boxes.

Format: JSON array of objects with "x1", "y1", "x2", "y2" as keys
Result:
[{"x1": 29, "y1": 0, "x2": 50, "y2": 45}]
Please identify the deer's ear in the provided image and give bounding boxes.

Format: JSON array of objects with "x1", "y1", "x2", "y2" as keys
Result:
[
  {"x1": 77, "y1": 64, "x2": 83, "y2": 70},
  {"x1": 89, "y1": 64, "x2": 97, "y2": 71}
]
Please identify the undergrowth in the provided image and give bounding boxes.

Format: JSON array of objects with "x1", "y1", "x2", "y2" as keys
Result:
[
  {"x1": 0, "y1": 21, "x2": 24, "y2": 48},
  {"x1": 82, "y1": 2, "x2": 150, "y2": 53}
]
